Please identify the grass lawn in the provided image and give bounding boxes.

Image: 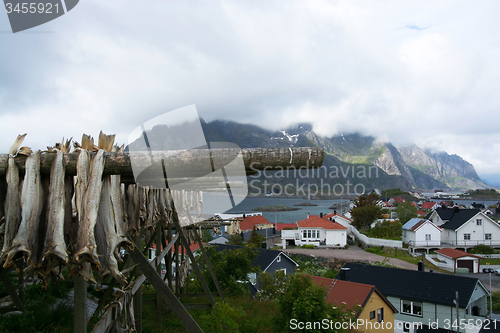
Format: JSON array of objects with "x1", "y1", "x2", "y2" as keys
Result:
[
  {"x1": 364, "y1": 246, "x2": 448, "y2": 272},
  {"x1": 481, "y1": 259, "x2": 500, "y2": 265}
]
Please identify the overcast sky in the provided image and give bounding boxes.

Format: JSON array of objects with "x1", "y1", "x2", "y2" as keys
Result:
[{"x1": 1, "y1": 1, "x2": 499, "y2": 185}]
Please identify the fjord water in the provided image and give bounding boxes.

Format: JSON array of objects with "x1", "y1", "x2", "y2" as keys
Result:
[{"x1": 202, "y1": 195, "x2": 348, "y2": 224}]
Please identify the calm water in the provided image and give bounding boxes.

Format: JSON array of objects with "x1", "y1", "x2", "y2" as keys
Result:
[
  {"x1": 202, "y1": 195, "x2": 349, "y2": 223},
  {"x1": 429, "y1": 198, "x2": 499, "y2": 207}
]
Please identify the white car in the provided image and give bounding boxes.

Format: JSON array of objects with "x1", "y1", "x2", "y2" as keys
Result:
[{"x1": 495, "y1": 268, "x2": 500, "y2": 276}]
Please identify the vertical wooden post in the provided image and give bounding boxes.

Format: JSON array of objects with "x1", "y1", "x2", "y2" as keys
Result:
[
  {"x1": 155, "y1": 223, "x2": 162, "y2": 330},
  {"x1": 174, "y1": 239, "x2": 179, "y2": 294},
  {"x1": 180, "y1": 244, "x2": 185, "y2": 294},
  {"x1": 134, "y1": 235, "x2": 143, "y2": 333},
  {"x1": 74, "y1": 275, "x2": 87, "y2": 333},
  {"x1": 18, "y1": 258, "x2": 24, "y2": 302},
  {"x1": 166, "y1": 225, "x2": 173, "y2": 291}
]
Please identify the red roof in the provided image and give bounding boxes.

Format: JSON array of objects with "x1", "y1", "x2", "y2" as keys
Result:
[
  {"x1": 152, "y1": 241, "x2": 204, "y2": 253},
  {"x1": 309, "y1": 276, "x2": 396, "y2": 314},
  {"x1": 421, "y1": 202, "x2": 438, "y2": 209},
  {"x1": 392, "y1": 197, "x2": 405, "y2": 204},
  {"x1": 323, "y1": 212, "x2": 352, "y2": 222},
  {"x1": 436, "y1": 248, "x2": 483, "y2": 260},
  {"x1": 417, "y1": 210, "x2": 426, "y2": 216},
  {"x1": 239, "y1": 215, "x2": 272, "y2": 231},
  {"x1": 274, "y1": 223, "x2": 297, "y2": 231},
  {"x1": 410, "y1": 202, "x2": 417, "y2": 207},
  {"x1": 296, "y1": 216, "x2": 347, "y2": 230}
]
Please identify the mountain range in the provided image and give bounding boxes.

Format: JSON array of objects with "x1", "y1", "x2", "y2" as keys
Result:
[{"x1": 200, "y1": 120, "x2": 492, "y2": 193}]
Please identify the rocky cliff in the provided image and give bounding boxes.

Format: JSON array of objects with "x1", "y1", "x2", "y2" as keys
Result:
[{"x1": 200, "y1": 120, "x2": 491, "y2": 191}]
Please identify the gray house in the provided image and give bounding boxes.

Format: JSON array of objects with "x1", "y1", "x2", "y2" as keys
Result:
[
  {"x1": 340, "y1": 263, "x2": 489, "y2": 333},
  {"x1": 211, "y1": 244, "x2": 298, "y2": 295}
]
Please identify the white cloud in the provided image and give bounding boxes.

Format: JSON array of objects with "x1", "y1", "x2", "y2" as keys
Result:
[{"x1": 0, "y1": 0, "x2": 499, "y2": 181}]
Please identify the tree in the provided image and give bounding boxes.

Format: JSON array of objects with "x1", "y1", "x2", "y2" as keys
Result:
[
  {"x1": 394, "y1": 201, "x2": 418, "y2": 224},
  {"x1": 246, "y1": 227, "x2": 266, "y2": 248},
  {"x1": 256, "y1": 270, "x2": 288, "y2": 301},
  {"x1": 350, "y1": 193, "x2": 382, "y2": 231},
  {"x1": 369, "y1": 219, "x2": 403, "y2": 239},
  {"x1": 226, "y1": 233, "x2": 244, "y2": 246},
  {"x1": 273, "y1": 274, "x2": 355, "y2": 333},
  {"x1": 193, "y1": 245, "x2": 259, "y2": 295},
  {"x1": 201, "y1": 229, "x2": 213, "y2": 242}
]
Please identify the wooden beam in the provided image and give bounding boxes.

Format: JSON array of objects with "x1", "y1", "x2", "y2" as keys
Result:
[
  {"x1": 2, "y1": 274, "x2": 23, "y2": 311},
  {"x1": 155, "y1": 223, "x2": 162, "y2": 330},
  {"x1": 0, "y1": 147, "x2": 324, "y2": 178},
  {"x1": 188, "y1": 212, "x2": 225, "y2": 301},
  {"x1": 133, "y1": 235, "x2": 143, "y2": 333},
  {"x1": 171, "y1": 212, "x2": 215, "y2": 307},
  {"x1": 128, "y1": 245, "x2": 204, "y2": 333},
  {"x1": 74, "y1": 275, "x2": 87, "y2": 333}
]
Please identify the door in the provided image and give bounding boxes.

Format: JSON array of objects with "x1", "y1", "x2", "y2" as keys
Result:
[{"x1": 457, "y1": 259, "x2": 473, "y2": 273}]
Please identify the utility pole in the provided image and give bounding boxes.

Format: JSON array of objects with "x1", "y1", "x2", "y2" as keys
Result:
[
  {"x1": 456, "y1": 291, "x2": 459, "y2": 333},
  {"x1": 490, "y1": 267, "x2": 493, "y2": 318}
]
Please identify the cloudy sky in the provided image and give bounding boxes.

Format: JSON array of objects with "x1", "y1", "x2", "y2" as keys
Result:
[{"x1": 1, "y1": 1, "x2": 499, "y2": 185}]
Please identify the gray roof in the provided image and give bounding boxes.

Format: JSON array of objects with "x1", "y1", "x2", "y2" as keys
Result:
[
  {"x1": 402, "y1": 218, "x2": 427, "y2": 231},
  {"x1": 341, "y1": 263, "x2": 486, "y2": 308},
  {"x1": 439, "y1": 208, "x2": 481, "y2": 230}
]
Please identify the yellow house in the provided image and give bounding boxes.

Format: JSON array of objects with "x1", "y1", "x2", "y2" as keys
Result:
[{"x1": 310, "y1": 276, "x2": 398, "y2": 333}]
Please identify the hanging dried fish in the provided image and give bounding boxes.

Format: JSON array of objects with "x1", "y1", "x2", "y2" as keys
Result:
[
  {"x1": 1, "y1": 134, "x2": 29, "y2": 263},
  {"x1": 95, "y1": 134, "x2": 131, "y2": 285},
  {"x1": 4, "y1": 150, "x2": 44, "y2": 271},
  {"x1": 126, "y1": 185, "x2": 140, "y2": 235},
  {"x1": 73, "y1": 148, "x2": 105, "y2": 282},
  {"x1": 40, "y1": 149, "x2": 69, "y2": 276}
]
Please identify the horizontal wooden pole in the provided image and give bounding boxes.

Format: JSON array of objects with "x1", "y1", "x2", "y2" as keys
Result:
[{"x1": 0, "y1": 148, "x2": 324, "y2": 181}]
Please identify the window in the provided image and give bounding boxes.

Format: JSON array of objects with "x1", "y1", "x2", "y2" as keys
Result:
[
  {"x1": 403, "y1": 230, "x2": 407, "y2": 237},
  {"x1": 476, "y1": 219, "x2": 482, "y2": 226},
  {"x1": 277, "y1": 255, "x2": 281, "y2": 263},
  {"x1": 464, "y1": 234, "x2": 471, "y2": 240},
  {"x1": 307, "y1": 230, "x2": 312, "y2": 238},
  {"x1": 401, "y1": 300, "x2": 423, "y2": 316},
  {"x1": 370, "y1": 311, "x2": 375, "y2": 320},
  {"x1": 303, "y1": 230, "x2": 307, "y2": 238},
  {"x1": 377, "y1": 308, "x2": 384, "y2": 322},
  {"x1": 425, "y1": 234, "x2": 431, "y2": 241},
  {"x1": 486, "y1": 234, "x2": 492, "y2": 240}
]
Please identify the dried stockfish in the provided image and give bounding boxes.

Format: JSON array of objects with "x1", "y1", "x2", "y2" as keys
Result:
[
  {"x1": 1, "y1": 134, "x2": 28, "y2": 263},
  {"x1": 126, "y1": 185, "x2": 140, "y2": 236},
  {"x1": 40, "y1": 149, "x2": 69, "y2": 276},
  {"x1": 73, "y1": 149, "x2": 105, "y2": 282},
  {"x1": 4, "y1": 150, "x2": 44, "y2": 271},
  {"x1": 95, "y1": 135, "x2": 131, "y2": 285}
]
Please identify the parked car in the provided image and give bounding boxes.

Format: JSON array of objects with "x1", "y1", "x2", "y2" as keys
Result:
[
  {"x1": 483, "y1": 268, "x2": 495, "y2": 273},
  {"x1": 495, "y1": 268, "x2": 500, "y2": 276}
]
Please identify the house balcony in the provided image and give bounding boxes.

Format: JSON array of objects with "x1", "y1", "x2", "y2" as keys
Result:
[
  {"x1": 407, "y1": 240, "x2": 500, "y2": 254},
  {"x1": 442, "y1": 240, "x2": 500, "y2": 247},
  {"x1": 407, "y1": 240, "x2": 442, "y2": 247}
]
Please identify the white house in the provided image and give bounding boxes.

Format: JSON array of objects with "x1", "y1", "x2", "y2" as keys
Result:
[
  {"x1": 431, "y1": 208, "x2": 500, "y2": 247},
  {"x1": 435, "y1": 248, "x2": 483, "y2": 273},
  {"x1": 281, "y1": 215, "x2": 347, "y2": 248},
  {"x1": 323, "y1": 212, "x2": 352, "y2": 229},
  {"x1": 402, "y1": 218, "x2": 441, "y2": 247}
]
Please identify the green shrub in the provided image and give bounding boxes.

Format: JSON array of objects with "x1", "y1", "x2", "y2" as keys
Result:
[{"x1": 470, "y1": 244, "x2": 495, "y2": 254}]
